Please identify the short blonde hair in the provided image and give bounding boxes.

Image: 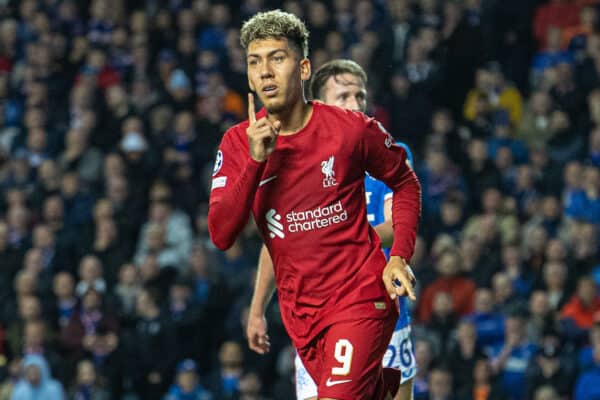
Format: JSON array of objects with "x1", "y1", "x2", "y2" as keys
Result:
[{"x1": 240, "y1": 9, "x2": 309, "y2": 58}]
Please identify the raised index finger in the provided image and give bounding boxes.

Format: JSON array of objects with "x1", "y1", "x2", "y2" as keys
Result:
[{"x1": 248, "y1": 93, "x2": 257, "y2": 124}]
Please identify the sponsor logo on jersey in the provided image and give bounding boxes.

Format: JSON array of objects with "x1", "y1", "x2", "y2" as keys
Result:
[
  {"x1": 321, "y1": 155, "x2": 337, "y2": 187},
  {"x1": 265, "y1": 201, "x2": 348, "y2": 239},
  {"x1": 266, "y1": 209, "x2": 285, "y2": 239}
]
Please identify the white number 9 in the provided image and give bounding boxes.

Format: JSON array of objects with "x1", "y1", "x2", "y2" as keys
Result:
[{"x1": 331, "y1": 339, "x2": 354, "y2": 376}]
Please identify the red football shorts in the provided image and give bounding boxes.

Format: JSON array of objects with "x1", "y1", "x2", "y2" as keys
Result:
[{"x1": 296, "y1": 315, "x2": 399, "y2": 399}]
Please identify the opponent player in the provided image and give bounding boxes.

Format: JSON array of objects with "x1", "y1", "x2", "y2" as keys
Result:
[
  {"x1": 246, "y1": 60, "x2": 417, "y2": 400},
  {"x1": 208, "y1": 10, "x2": 421, "y2": 400}
]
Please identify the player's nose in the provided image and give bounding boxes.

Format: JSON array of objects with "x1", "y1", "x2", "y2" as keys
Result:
[{"x1": 259, "y1": 63, "x2": 274, "y2": 79}]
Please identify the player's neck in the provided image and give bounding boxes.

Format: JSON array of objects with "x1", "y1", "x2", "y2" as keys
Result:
[{"x1": 267, "y1": 99, "x2": 312, "y2": 136}]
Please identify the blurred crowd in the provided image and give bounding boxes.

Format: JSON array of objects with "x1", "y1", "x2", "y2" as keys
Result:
[{"x1": 0, "y1": 0, "x2": 598, "y2": 399}]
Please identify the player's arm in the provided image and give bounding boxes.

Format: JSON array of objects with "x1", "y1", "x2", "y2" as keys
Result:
[
  {"x1": 359, "y1": 119, "x2": 421, "y2": 300},
  {"x1": 373, "y1": 194, "x2": 394, "y2": 248},
  {"x1": 208, "y1": 94, "x2": 280, "y2": 250},
  {"x1": 247, "y1": 245, "x2": 276, "y2": 354}
]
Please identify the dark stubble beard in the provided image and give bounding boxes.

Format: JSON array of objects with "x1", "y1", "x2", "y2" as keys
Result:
[{"x1": 265, "y1": 99, "x2": 287, "y2": 114}]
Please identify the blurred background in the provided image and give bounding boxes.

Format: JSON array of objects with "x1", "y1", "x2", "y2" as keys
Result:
[{"x1": 0, "y1": 0, "x2": 598, "y2": 399}]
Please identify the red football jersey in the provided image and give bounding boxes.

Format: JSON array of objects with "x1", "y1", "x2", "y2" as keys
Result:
[{"x1": 209, "y1": 102, "x2": 421, "y2": 347}]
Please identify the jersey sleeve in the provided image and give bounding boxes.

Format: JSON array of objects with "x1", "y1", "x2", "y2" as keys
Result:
[
  {"x1": 208, "y1": 128, "x2": 265, "y2": 250},
  {"x1": 358, "y1": 117, "x2": 421, "y2": 260}
]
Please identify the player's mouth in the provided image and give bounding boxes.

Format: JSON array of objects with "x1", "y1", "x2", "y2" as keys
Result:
[{"x1": 262, "y1": 85, "x2": 279, "y2": 97}]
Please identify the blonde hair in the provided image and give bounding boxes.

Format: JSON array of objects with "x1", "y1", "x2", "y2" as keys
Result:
[{"x1": 240, "y1": 9, "x2": 309, "y2": 58}]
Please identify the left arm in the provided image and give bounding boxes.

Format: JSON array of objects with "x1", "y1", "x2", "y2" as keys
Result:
[{"x1": 359, "y1": 118, "x2": 421, "y2": 299}]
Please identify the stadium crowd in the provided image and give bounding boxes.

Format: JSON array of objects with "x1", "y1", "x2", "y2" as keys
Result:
[{"x1": 0, "y1": 0, "x2": 598, "y2": 399}]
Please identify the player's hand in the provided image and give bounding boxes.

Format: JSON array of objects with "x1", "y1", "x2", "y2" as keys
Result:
[
  {"x1": 382, "y1": 256, "x2": 417, "y2": 301},
  {"x1": 246, "y1": 312, "x2": 271, "y2": 354},
  {"x1": 247, "y1": 93, "x2": 281, "y2": 162}
]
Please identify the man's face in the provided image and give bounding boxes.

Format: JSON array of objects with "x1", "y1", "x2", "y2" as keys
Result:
[
  {"x1": 246, "y1": 38, "x2": 310, "y2": 114},
  {"x1": 25, "y1": 365, "x2": 41, "y2": 386},
  {"x1": 177, "y1": 371, "x2": 198, "y2": 392},
  {"x1": 321, "y1": 73, "x2": 366, "y2": 112},
  {"x1": 429, "y1": 370, "x2": 452, "y2": 397}
]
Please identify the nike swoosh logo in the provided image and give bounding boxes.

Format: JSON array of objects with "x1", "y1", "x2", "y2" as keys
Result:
[
  {"x1": 325, "y1": 378, "x2": 352, "y2": 387},
  {"x1": 259, "y1": 175, "x2": 277, "y2": 187}
]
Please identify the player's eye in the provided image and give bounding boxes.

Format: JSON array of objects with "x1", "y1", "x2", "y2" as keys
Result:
[
  {"x1": 272, "y1": 55, "x2": 284, "y2": 62},
  {"x1": 248, "y1": 58, "x2": 259, "y2": 66}
]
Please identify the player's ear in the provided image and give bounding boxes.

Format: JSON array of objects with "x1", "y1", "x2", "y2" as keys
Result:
[{"x1": 300, "y1": 57, "x2": 311, "y2": 83}]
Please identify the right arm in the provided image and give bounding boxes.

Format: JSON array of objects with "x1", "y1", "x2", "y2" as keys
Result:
[
  {"x1": 247, "y1": 245, "x2": 276, "y2": 354},
  {"x1": 208, "y1": 94, "x2": 280, "y2": 250},
  {"x1": 207, "y1": 140, "x2": 265, "y2": 250}
]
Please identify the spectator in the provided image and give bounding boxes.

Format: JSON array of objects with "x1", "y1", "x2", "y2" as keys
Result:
[
  {"x1": 413, "y1": 337, "x2": 437, "y2": 399},
  {"x1": 574, "y1": 341, "x2": 600, "y2": 399},
  {"x1": 238, "y1": 371, "x2": 269, "y2": 400},
  {"x1": 61, "y1": 286, "x2": 118, "y2": 358},
  {"x1": 206, "y1": 341, "x2": 244, "y2": 399},
  {"x1": 540, "y1": 261, "x2": 569, "y2": 311},
  {"x1": 531, "y1": 27, "x2": 574, "y2": 86},
  {"x1": 58, "y1": 128, "x2": 102, "y2": 189},
  {"x1": 492, "y1": 272, "x2": 524, "y2": 314},
  {"x1": 0, "y1": 359, "x2": 22, "y2": 400},
  {"x1": 50, "y1": 272, "x2": 76, "y2": 329},
  {"x1": 533, "y1": 385, "x2": 560, "y2": 400},
  {"x1": 526, "y1": 290, "x2": 554, "y2": 343},
  {"x1": 501, "y1": 244, "x2": 532, "y2": 300},
  {"x1": 6, "y1": 295, "x2": 42, "y2": 358},
  {"x1": 427, "y1": 292, "x2": 457, "y2": 356},
  {"x1": 517, "y1": 91, "x2": 557, "y2": 148},
  {"x1": 561, "y1": 275, "x2": 600, "y2": 333},
  {"x1": 562, "y1": 5, "x2": 597, "y2": 52},
  {"x1": 11, "y1": 354, "x2": 65, "y2": 400},
  {"x1": 416, "y1": 365, "x2": 454, "y2": 400},
  {"x1": 564, "y1": 165, "x2": 600, "y2": 224},
  {"x1": 447, "y1": 320, "x2": 487, "y2": 393},
  {"x1": 21, "y1": 320, "x2": 64, "y2": 381},
  {"x1": 88, "y1": 217, "x2": 130, "y2": 287},
  {"x1": 125, "y1": 288, "x2": 177, "y2": 400},
  {"x1": 135, "y1": 198, "x2": 193, "y2": 271},
  {"x1": 386, "y1": 68, "x2": 433, "y2": 152},
  {"x1": 418, "y1": 146, "x2": 467, "y2": 219},
  {"x1": 417, "y1": 250, "x2": 476, "y2": 323},
  {"x1": 168, "y1": 278, "x2": 204, "y2": 361},
  {"x1": 75, "y1": 255, "x2": 106, "y2": 297},
  {"x1": 578, "y1": 314, "x2": 600, "y2": 371},
  {"x1": 457, "y1": 357, "x2": 506, "y2": 400},
  {"x1": 164, "y1": 359, "x2": 213, "y2": 400},
  {"x1": 464, "y1": 63, "x2": 523, "y2": 127},
  {"x1": 466, "y1": 288, "x2": 505, "y2": 351},
  {"x1": 69, "y1": 359, "x2": 110, "y2": 400},
  {"x1": 113, "y1": 263, "x2": 140, "y2": 324},
  {"x1": 533, "y1": 0, "x2": 579, "y2": 50},
  {"x1": 525, "y1": 339, "x2": 575, "y2": 399},
  {"x1": 463, "y1": 138, "x2": 503, "y2": 212},
  {"x1": 489, "y1": 313, "x2": 538, "y2": 400}
]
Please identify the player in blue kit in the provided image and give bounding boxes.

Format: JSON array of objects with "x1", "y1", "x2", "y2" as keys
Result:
[{"x1": 246, "y1": 59, "x2": 418, "y2": 400}]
